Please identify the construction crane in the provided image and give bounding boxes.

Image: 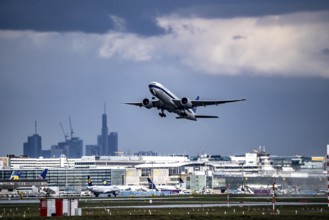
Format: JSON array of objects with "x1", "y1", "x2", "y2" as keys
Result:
[
  {"x1": 59, "y1": 122, "x2": 68, "y2": 141},
  {"x1": 69, "y1": 116, "x2": 74, "y2": 139}
]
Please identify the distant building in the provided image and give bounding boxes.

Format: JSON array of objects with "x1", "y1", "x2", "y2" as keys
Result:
[
  {"x1": 95, "y1": 105, "x2": 118, "y2": 156},
  {"x1": 98, "y1": 107, "x2": 109, "y2": 155},
  {"x1": 85, "y1": 145, "x2": 99, "y2": 156},
  {"x1": 23, "y1": 122, "x2": 42, "y2": 158},
  {"x1": 108, "y1": 132, "x2": 118, "y2": 156},
  {"x1": 40, "y1": 149, "x2": 51, "y2": 158},
  {"x1": 51, "y1": 145, "x2": 65, "y2": 158},
  {"x1": 51, "y1": 137, "x2": 83, "y2": 158},
  {"x1": 66, "y1": 137, "x2": 83, "y2": 158},
  {"x1": 23, "y1": 134, "x2": 41, "y2": 158}
]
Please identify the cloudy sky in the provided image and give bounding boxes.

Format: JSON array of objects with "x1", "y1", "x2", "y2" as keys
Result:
[{"x1": 1, "y1": 0, "x2": 329, "y2": 157}]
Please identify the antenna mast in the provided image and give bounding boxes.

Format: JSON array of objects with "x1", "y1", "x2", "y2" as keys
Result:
[{"x1": 35, "y1": 120, "x2": 37, "y2": 134}]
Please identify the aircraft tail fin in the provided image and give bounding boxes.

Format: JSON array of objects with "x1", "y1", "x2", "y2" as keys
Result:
[
  {"x1": 178, "y1": 178, "x2": 184, "y2": 187},
  {"x1": 10, "y1": 171, "x2": 21, "y2": 181},
  {"x1": 147, "y1": 178, "x2": 157, "y2": 190},
  {"x1": 87, "y1": 176, "x2": 93, "y2": 186},
  {"x1": 102, "y1": 180, "x2": 110, "y2": 186},
  {"x1": 39, "y1": 169, "x2": 48, "y2": 180},
  {"x1": 192, "y1": 96, "x2": 200, "y2": 113}
]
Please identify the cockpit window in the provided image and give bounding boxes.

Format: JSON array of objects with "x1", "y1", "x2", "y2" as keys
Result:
[{"x1": 150, "y1": 89, "x2": 156, "y2": 96}]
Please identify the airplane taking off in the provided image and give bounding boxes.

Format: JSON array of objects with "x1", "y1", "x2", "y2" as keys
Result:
[
  {"x1": 125, "y1": 82, "x2": 245, "y2": 121},
  {"x1": 86, "y1": 176, "x2": 120, "y2": 197}
]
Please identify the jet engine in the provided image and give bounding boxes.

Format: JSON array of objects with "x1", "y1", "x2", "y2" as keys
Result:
[
  {"x1": 142, "y1": 98, "x2": 153, "y2": 109},
  {"x1": 180, "y1": 97, "x2": 193, "y2": 108}
]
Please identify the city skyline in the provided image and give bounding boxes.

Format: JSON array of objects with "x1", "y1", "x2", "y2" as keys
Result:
[
  {"x1": 1, "y1": 1, "x2": 329, "y2": 157},
  {"x1": 21, "y1": 106, "x2": 118, "y2": 158}
]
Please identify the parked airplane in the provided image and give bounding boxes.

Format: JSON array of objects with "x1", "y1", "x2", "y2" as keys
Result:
[
  {"x1": 102, "y1": 180, "x2": 148, "y2": 192},
  {"x1": 125, "y1": 82, "x2": 245, "y2": 120},
  {"x1": 147, "y1": 178, "x2": 183, "y2": 194},
  {"x1": 86, "y1": 176, "x2": 120, "y2": 197}
]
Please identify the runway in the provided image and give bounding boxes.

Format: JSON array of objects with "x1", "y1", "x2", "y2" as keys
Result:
[{"x1": 88, "y1": 202, "x2": 327, "y2": 209}]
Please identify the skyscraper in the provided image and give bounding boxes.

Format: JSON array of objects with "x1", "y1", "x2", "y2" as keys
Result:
[
  {"x1": 96, "y1": 104, "x2": 118, "y2": 156},
  {"x1": 85, "y1": 105, "x2": 119, "y2": 156},
  {"x1": 108, "y1": 132, "x2": 118, "y2": 156},
  {"x1": 101, "y1": 105, "x2": 109, "y2": 155},
  {"x1": 23, "y1": 121, "x2": 42, "y2": 158}
]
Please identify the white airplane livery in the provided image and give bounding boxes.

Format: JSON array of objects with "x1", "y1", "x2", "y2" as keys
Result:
[
  {"x1": 125, "y1": 82, "x2": 245, "y2": 121},
  {"x1": 87, "y1": 176, "x2": 120, "y2": 197}
]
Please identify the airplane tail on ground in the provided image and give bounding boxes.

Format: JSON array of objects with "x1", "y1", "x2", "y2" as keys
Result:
[
  {"x1": 147, "y1": 178, "x2": 158, "y2": 190},
  {"x1": 10, "y1": 171, "x2": 21, "y2": 181},
  {"x1": 87, "y1": 176, "x2": 93, "y2": 186},
  {"x1": 39, "y1": 169, "x2": 48, "y2": 180},
  {"x1": 178, "y1": 177, "x2": 184, "y2": 187}
]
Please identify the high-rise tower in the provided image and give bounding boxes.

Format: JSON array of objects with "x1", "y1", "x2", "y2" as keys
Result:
[
  {"x1": 23, "y1": 121, "x2": 42, "y2": 158},
  {"x1": 98, "y1": 103, "x2": 109, "y2": 155}
]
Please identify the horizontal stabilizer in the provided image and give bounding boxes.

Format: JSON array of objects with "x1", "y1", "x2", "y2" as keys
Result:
[
  {"x1": 176, "y1": 115, "x2": 219, "y2": 119},
  {"x1": 195, "y1": 115, "x2": 219, "y2": 118}
]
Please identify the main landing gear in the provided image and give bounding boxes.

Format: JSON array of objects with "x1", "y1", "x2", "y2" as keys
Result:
[{"x1": 159, "y1": 109, "x2": 166, "y2": 118}]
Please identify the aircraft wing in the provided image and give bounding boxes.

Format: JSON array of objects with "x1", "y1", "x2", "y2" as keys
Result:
[
  {"x1": 124, "y1": 100, "x2": 162, "y2": 108},
  {"x1": 191, "y1": 99, "x2": 246, "y2": 107},
  {"x1": 124, "y1": 102, "x2": 144, "y2": 107}
]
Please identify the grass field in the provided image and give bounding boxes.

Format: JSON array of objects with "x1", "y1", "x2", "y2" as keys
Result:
[{"x1": 0, "y1": 195, "x2": 328, "y2": 219}]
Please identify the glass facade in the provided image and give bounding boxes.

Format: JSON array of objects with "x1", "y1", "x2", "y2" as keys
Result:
[{"x1": 0, "y1": 168, "x2": 125, "y2": 191}]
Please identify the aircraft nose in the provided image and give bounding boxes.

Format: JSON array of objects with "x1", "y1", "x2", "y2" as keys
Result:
[{"x1": 150, "y1": 88, "x2": 156, "y2": 96}]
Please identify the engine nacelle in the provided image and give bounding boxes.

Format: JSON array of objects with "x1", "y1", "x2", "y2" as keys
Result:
[
  {"x1": 142, "y1": 98, "x2": 153, "y2": 109},
  {"x1": 180, "y1": 97, "x2": 193, "y2": 108}
]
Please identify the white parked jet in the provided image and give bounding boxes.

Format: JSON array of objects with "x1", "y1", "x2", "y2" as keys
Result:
[
  {"x1": 125, "y1": 82, "x2": 245, "y2": 121},
  {"x1": 147, "y1": 178, "x2": 183, "y2": 194},
  {"x1": 86, "y1": 176, "x2": 120, "y2": 197}
]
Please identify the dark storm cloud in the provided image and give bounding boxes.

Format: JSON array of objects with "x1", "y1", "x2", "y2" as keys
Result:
[
  {"x1": 1, "y1": 0, "x2": 329, "y2": 35},
  {"x1": 174, "y1": 0, "x2": 329, "y2": 19}
]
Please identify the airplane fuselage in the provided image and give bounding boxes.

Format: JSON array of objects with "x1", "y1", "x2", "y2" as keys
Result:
[
  {"x1": 87, "y1": 185, "x2": 120, "y2": 196},
  {"x1": 149, "y1": 82, "x2": 197, "y2": 120}
]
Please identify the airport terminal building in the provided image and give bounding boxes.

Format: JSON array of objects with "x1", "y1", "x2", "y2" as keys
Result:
[{"x1": 0, "y1": 149, "x2": 327, "y2": 195}]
